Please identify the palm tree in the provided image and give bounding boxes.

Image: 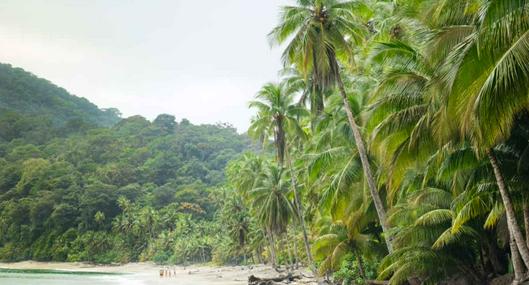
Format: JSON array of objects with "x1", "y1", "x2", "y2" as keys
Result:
[
  {"x1": 270, "y1": 0, "x2": 394, "y2": 252},
  {"x1": 281, "y1": 67, "x2": 330, "y2": 122},
  {"x1": 248, "y1": 81, "x2": 315, "y2": 267},
  {"x1": 438, "y1": 0, "x2": 529, "y2": 267},
  {"x1": 248, "y1": 81, "x2": 307, "y2": 165},
  {"x1": 250, "y1": 164, "x2": 295, "y2": 268},
  {"x1": 313, "y1": 206, "x2": 372, "y2": 281},
  {"x1": 368, "y1": 40, "x2": 440, "y2": 201},
  {"x1": 227, "y1": 153, "x2": 266, "y2": 198}
]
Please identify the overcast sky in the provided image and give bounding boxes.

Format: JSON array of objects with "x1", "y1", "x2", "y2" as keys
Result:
[{"x1": 0, "y1": 0, "x2": 291, "y2": 132}]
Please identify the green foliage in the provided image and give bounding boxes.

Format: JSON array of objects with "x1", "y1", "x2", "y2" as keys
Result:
[
  {"x1": 0, "y1": 97, "x2": 249, "y2": 263},
  {"x1": 333, "y1": 254, "x2": 377, "y2": 285},
  {"x1": 0, "y1": 63, "x2": 120, "y2": 129},
  {"x1": 3, "y1": 2, "x2": 529, "y2": 285}
]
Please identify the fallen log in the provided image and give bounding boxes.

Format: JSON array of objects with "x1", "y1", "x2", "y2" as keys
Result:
[{"x1": 248, "y1": 273, "x2": 302, "y2": 285}]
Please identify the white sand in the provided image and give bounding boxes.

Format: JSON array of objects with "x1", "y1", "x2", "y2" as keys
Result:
[{"x1": 0, "y1": 261, "x2": 314, "y2": 285}]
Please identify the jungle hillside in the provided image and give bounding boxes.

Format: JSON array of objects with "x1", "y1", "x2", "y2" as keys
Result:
[{"x1": 0, "y1": 64, "x2": 251, "y2": 264}]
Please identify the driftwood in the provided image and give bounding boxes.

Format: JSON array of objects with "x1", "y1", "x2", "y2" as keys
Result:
[{"x1": 248, "y1": 273, "x2": 302, "y2": 285}]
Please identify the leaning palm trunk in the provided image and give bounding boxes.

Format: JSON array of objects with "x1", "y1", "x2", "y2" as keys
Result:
[
  {"x1": 523, "y1": 200, "x2": 529, "y2": 248},
  {"x1": 510, "y1": 229, "x2": 524, "y2": 285},
  {"x1": 335, "y1": 69, "x2": 393, "y2": 253},
  {"x1": 285, "y1": 147, "x2": 315, "y2": 269},
  {"x1": 488, "y1": 149, "x2": 529, "y2": 269}
]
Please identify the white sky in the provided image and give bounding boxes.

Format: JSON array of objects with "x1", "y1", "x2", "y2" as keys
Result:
[{"x1": 0, "y1": 0, "x2": 291, "y2": 132}]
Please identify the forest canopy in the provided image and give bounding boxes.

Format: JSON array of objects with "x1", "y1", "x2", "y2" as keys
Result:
[
  {"x1": 0, "y1": 63, "x2": 120, "y2": 129},
  {"x1": 0, "y1": 66, "x2": 251, "y2": 263}
]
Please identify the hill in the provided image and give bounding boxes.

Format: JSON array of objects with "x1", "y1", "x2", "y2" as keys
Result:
[
  {"x1": 0, "y1": 63, "x2": 120, "y2": 128},
  {"x1": 0, "y1": 64, "x2": 251, "y2": 264}
]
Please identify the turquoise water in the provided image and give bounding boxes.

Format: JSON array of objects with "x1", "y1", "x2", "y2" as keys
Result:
[{"x1": 0, "y1": 269, "x2": 129, "y2": 285}]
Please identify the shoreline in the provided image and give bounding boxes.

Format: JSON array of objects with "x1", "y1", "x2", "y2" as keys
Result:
[{"x1": 0, "y1": 261, "x2": 313, "y2": 284}]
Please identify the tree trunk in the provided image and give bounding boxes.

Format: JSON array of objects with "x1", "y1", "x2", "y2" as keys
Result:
[
  {"x1": 275, "y1": 117, "x2": 286, "y2": 165},
  {"x1": 243, "y1": 250, "x2": 248, "y2": 265},
  {"x1": 335, "y1": 69, "x2": 393, "y2": 253},
  {"x1": 267, "y1": 229, "x2": 278, "y2": 269},
  {"x1": 285, "y1": 147, "x2": 315, "y2": 269},
  {"x1": 523, "y1": 200, "x2": 529, "y2": 248},
  {"x1": 281, "y1": 236, "x2": 293, "y2": 270},
  {"x1": 356, "y1": 253, "x2": 367, "y2": 280},
  {"x1": 485, "y1": 231, "x2": 507, "y2": 275},
  {"x1": 293, "y1": 235, "x2": 299, "y2": 269},
  {"x1": 488, "y1": 149, "x2": 529, "y2": 269},
  {"x1": 256, "y1": 247, "x2": 264, "y2": 264},
  {"x1": 510, "y1": 228, "x2": 524, "y2": 285}
]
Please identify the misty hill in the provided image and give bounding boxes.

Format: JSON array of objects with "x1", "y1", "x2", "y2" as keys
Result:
[{"x1": 0, "y1": 63, "x2": 120, "y2": 128}]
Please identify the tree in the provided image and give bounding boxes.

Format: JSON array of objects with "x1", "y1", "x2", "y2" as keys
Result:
[
  {"x1": 270, "y1": 0, "x2": 393, "y2": 253},
  {"x1": 248, "y1": 80, "x2": 315, "y2": 267},
  {"x1": 250, "y1": 164, "x2": 295, "y2": 268},
  {"x1": 438, "y1": 0, "x2": 529, "y2": 270},
  {"x1": 249, "y1": 81, "x2": 307, "y2": 165}
]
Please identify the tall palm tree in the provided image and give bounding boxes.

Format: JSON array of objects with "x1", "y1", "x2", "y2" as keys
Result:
[
  {"x1": 270, "y1": 0, "x2": 394, "y2": 253},
  {"x1": 438, "y1": 0, "x2": 529, "y2": 267},
  {"x1": 248, "y1": 81, "x2": 315, "y2": 267}
]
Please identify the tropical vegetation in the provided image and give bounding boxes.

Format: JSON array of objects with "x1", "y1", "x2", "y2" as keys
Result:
[
  {"x1": 2, "y1": 0, "x2": 529, "y2": 284},
  {"x1": 216, "y1": 0, "x2": 529, "y2": 284}
]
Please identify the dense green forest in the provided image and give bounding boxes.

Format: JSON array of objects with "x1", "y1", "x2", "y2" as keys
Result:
[
  {"x1": 0, "y1": 63, "x2": 251, "y2": 264},
  {"x1": 3, "y1": 0, "x2": 529, "y2": 284}
]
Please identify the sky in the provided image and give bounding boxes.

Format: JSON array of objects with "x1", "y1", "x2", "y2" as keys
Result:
[{"x1": 0, "y1": 0, "x2": 291, "y2": 132}]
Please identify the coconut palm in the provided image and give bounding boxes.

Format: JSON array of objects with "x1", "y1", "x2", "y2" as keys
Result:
[
  {"x1": 248, "y1": 80, "x2": 316, "y2": 267},
  {"x1": 437, "y1": 0, "x2": 529, "y2": 268},
  {"x1": 227, "y1": 153, "x2": 266, "y2": 199},
  {"x1": 250, "y1": 164, "x2": 295, "y2": 268},
  {"x1": 270, "y1": 0, "x2": 394, "y2": 252},
  {"x1": 313, "y1": 205, "x2": 373, "y2": 280},
  {"x1": 248, "y1": 81, "x2": 308, "y2": 165}
]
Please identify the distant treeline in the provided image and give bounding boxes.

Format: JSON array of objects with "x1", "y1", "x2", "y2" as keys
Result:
[{"x1": 0, "y1": 94, "x2": 250, "y2": 264}]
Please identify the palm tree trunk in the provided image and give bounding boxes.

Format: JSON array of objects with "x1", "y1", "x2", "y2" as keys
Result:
[
  {"x1": 488, "y1": 149, "x2": 529, "y2": 269},
  {"x1": 275, "y1": 117, "x2": 286, "y2": 165},
  {"x1": 485, "y1": 230, "x2": 507, "y2": 274},
  {"x1": 510, "y1": 228, "x2": 524, "y2": 285},
  {"x1": 523, "y1": 200, "x2": 529, "y2": 248},
  {"x1": 356, "y1": 253, "x2": 367, "y2": 280},
  {"x1": 285, "y1": 147, "x2": 315, "y2": 269},
  {"x1": 335, "y1": 69, "x2": 393, "y2": 253},
  {"x1": 292, "y1": 235, "x2": 299, "y2": 269},
  {"x1": 282, "y1": 236, "x2": 294, "y2": 271},
  {"x1": 266, "y1": 229, "x2": 278, "y2": 269}
]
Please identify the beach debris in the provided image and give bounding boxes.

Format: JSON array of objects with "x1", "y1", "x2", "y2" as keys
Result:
[{"x1": 248, "y1": 273, "x2": 302, "y2": 285}]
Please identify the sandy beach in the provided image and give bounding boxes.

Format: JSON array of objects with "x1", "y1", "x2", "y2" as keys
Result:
[{"x1": 0, "y1": 261, "x2": 313, "y2": 285}]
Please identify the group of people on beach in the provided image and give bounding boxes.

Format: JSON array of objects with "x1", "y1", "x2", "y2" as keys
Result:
[{"x1": 159, "y1": 267, "x2": 177, "y2": 278}]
